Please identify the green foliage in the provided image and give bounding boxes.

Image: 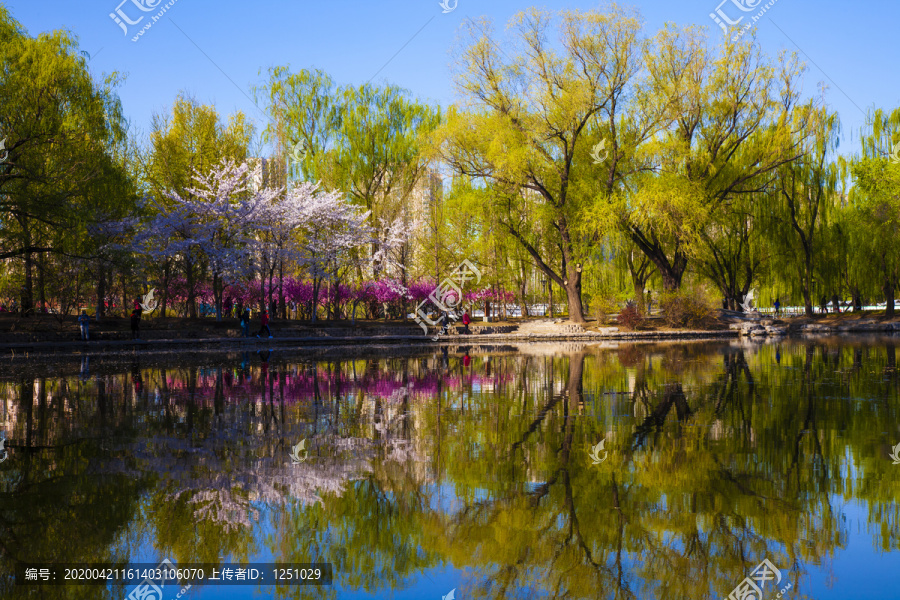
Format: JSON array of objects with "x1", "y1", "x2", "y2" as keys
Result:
[
  {"x1": 0, "y1": 5, "x2": 136, "y2": 313},
  {"x1": 147, "y1": 94, "x2": 252, "y2": 199},
  {"x1": 255, "y1": 68, "x2": 441, "y2": 280},
  {"x1": 848, "y1": 107, "x2": 900, "y2": 314},
  {"x1": 592, "y1": 295, "x2": 620, "y2": 323},
  {"x1": 5, "y1": 2, "x2": 900, "y2": 323}
]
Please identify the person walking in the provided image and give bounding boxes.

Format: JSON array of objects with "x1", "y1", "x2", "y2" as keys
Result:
[
  {"x1": 462, "y1": 310, "x2": 471, "y2": 334},
  {"x1": 78, "y1": 310, "x2": 90, "y2": 341},
  {"x1": 241, "y1": 307, "x2": 251, "y2": 337},
  {"x1": 256, "y1": 309, "x2": 272, "y2": 338},
  {"x1": 773, "y1": 297, "x2": 781, "y2": 317},
  {"x1": 130, "y1": 301, "x2": 143, "y2": 340}
]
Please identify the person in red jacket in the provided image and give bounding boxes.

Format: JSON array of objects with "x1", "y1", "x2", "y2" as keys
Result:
[
  {"x1": 462, "y1": 309, "x2": 471, "y2": 334},
  {"x1": 256, "y1": 309, "x2": 272, "y2": 338}
]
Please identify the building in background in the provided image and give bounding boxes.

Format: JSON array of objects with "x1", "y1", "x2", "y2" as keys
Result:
[{"x1": 248, "y1": 157, "x2": 287, "y2": 194}]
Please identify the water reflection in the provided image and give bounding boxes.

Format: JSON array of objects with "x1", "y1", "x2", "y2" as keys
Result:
[{"x1": 1, "y1": 339, "x2": 898, "y2": 599}]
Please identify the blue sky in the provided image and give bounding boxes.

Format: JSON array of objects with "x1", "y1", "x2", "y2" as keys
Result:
[{"x1": 5, "y1": 0, "x2": 898, "y2": 156}]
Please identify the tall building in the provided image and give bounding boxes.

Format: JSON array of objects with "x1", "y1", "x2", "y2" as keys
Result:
[
  {"x1": 404, "y1": 168, "x2": 444, "y2": 281},
  {"x1": 406, "y1": 168, "x2": 443, "y2": 219},
  {"x1": 248, "y1": 157, "x2": 287, "y2": 193}
]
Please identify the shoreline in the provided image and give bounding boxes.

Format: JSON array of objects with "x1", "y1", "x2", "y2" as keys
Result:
[
  {"x1": 1, "y1": 313, "x2": 900, "y2": 357},
  {"x1": 0, "y1": 329, "x2": 740, "y2": 357}
]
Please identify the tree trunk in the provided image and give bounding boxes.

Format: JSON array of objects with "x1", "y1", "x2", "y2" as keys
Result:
[
  {"x1": 800, "y1": 264, "x2": 813, "y2": 316},
  {"x1": 517, "y1": 265, "x2": 529, "y2": 317},
  {"x1": 121, "y1": 270, "x2": 128, "y2": 317},
  {"x1": 884, "y1": 280, "x2": 895, "y2": 318},
  {"x1": 22, "y1": 253, "x2": 33, "y2": 316},
  {"x1": 504, "y1": 217, "x2": 585, "y2": 322},
  {"x1": 563, "y1": 263, "x2": 585, "y2": 324},
  {"x1": 660, "y1": 268, "x2": 683, "y2": 291},
  {"x1": 626, "y1": 250, "x2": 655, "y2": 316},
  {"x1": 311, "y1": 278, "x2": 320, "y2": 323},
  {"x1": 213, "y1": 272, "x2": 222, "y2": 321},
  {"x1": 328, "y1": 277, "x2": 335, "y2": 320},
  {"x1": 186, "y1": 259, "x2": 197, "y2": 318},
  {"x1": 852, "y1": 288, "x2": 862, "y2": 312},
  {"x1": 564, "y1": 280, "x2": 584, "y2": 323},
  {"x1": 517, "y1": 279, "x2": 529, "y2": 317},
  {"x1": 96, "y1": 261, "x2": 105, "y2": 319},
  {"x1": 401, "y1": 244, "x2": 409, "y2": 322},
  {"x1": 267, "y1": 269, "x2": 275, "y2": 315},
  {"x1": 160, "y1": 261, "x2": 170, "y2": 319},
  {"x1": 38, "y1": 253, "x2": 47, "y2": 314},
  {"x1": 802, "y1": 291, "x2": 813, "y2": 316},
  {"x1": 629, "y1": 232, "x2": 688, "y2": 293},
  {"x1": 278, "y1": 260, "x2": 286, "y2": 320}
]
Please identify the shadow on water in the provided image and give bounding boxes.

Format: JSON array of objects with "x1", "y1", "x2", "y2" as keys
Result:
[{"x1": 0, "y1": 338, "x2": 898, "y2": 599}]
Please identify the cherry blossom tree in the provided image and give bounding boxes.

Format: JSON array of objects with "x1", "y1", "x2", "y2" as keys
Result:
[
  {"x1": 255, "y1": 182, "x2": 316, "y2": 316},
  {"x1": 118, "y1": 159, "x2": 375, "y2": 323},
  {"x1": 179, "y1": 160, "x2": 278, "y2": 320},
  {"x1": 373, "y1": 216, "x2": 414, "y2": 285},
  {"x1": 134, "y1": 160, "x2": 277, "y2": 320},
  {"x1": 131, "y1": 196, "x2": 201, "y2": 317},
  {"x1": 291, "y1": 188, "x2": 372, "y2": 322}
]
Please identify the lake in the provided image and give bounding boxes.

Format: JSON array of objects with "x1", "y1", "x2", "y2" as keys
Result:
[{"x1": 1, "y1": 338, "x2": 898, "y2": 599}]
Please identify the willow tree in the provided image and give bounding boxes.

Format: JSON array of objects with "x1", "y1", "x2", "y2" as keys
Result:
[
  {"x1": 850, "y1": 107, "x2": 900, "y2": 316},
  {"x1": 610, "y1": 29, "x2": 810, "y2": 292},
  {"x1": 0, "y1": 7, "x2": 130, "y2": 314},
  {"x1": 252, "y1": 67, "x2": 340, "y2": 185},
  {"x1": 766, "y1": 107, "x2": 841, "y2": 316},
  {"x1": 815, "y1": 160, "x2": 855, "y2": 314},
  {"x1": 437, "y1": 6, "x2": 656, "y2": 322},
  {"x1": 831, "y1": 202, "x2": 868, "y2": 311},
  {"x1": 255, "y1": 69, "x2": 441, "y2": 284},
  {"x1": 694, "y1": 186, "x2": 768, "y2": 311}
]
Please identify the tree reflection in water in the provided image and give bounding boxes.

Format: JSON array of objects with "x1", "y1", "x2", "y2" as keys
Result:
[{"x1": 0, "y1": 339, "x2": 898, "y2": 599}]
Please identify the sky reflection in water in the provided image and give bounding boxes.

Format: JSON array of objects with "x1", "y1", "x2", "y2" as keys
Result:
[{"x1": 0, "y1": 338, "x2": 898, "y2": 599}]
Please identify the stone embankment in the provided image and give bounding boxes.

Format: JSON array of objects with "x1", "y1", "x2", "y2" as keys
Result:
[
  {"x1": 730, "y1": 317, "x2": 900, "y2": 338},
  {"x1": 0, "y1": 318, "x2": 735, "y2": 356},
  {"x1": 2, "y1": 315, "x2": 898, "y2": 356}
]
